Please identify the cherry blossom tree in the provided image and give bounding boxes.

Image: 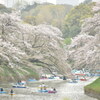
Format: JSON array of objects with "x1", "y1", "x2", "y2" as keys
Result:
[
  {"x1": 0, "y1": 12, "x2": 71, "y2": 81},
  {"x1": 67, "y1": 2, "x2": 100, "y2": 73}
]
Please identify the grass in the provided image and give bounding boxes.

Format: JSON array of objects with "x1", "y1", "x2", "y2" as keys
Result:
[
  {"x1": 62, "y1": 97, "x2": 70, "y2": 100},
  {"x1": 0, "y1": 65, "x2": 39, "y2": 82},
  {"x1": 64, "y1": 38, "x2": 72, "y2": 45},
  {"x1": 85, "y1": 78, "x2": 100, "y2": 93},
  {"x1": 23, "y1": 67, "x2": 39, "y2": 79}
]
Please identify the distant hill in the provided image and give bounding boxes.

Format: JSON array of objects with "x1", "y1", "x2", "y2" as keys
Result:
[
  {"x1": 0, "y1": 4, "x2": 12, "y2": 13},
  {"x1": 21, "y1": 3, "x2": 73, "y2": 30}
]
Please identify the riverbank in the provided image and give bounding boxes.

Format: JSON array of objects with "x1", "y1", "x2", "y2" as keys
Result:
[{"x1": 84, "y1": 77, "x2": 100, "y2": 100}]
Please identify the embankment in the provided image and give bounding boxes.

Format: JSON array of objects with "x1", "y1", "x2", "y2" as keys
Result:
[{"x1": 84, "y1": 78, "x2": 100, "y2": 100}]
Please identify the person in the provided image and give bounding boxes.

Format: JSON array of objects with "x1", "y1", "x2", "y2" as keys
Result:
[
  {"x1": 63, "y1": 76, "x2": 66, "y2": 80},
  {"x1": 53, "y1": 88, "x2": 57, "y2": 93},
  {"x1": 44, "y1": 86, "x2": 47, "y2": 90},
  {"x1": 42, "y1": 83, "x2": 46, "y2": 90},
  {"x1": 10, "y1": 89, "x2": 14, "y2": 94},
  {"x1": 1, "y1": 88, "x2": 3, "y2": 92},
  {"x1": 53, "y1": 88, "x2": 56, "y2": 92},
  {"x1": 39, "y1": 85, "x2": 43, "y2": 90}
]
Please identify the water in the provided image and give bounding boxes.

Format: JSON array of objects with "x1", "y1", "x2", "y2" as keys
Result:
[{"x1": 0, "y1": 78, "x2": 98, "y2": 100}]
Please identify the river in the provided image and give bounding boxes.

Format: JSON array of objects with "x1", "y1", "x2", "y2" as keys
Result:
[{"x1": 0, "y1": 77, "x2": 98, "y2": 100}]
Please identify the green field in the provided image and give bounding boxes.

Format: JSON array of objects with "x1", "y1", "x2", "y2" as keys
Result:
[{"x1": 85, "y1": 78, "x2": 100, "y2": 93}]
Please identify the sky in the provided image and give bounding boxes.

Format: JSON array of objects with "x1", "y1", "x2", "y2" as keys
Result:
[
  {"x1": 1, "y1": 0, "x2": 98, "y2": 7},
  {"x1": 27, "y1": 0, "x2": 85, "y2": 4},
  {"x1": 0, "y1": 0, "x2": 86, "y2": 5},
  {"x1": 79, "y1": 0, "x2": 85, "y2": 3},
  {"x1": 0, "y1": 0, "x2": 5, "y2": 4}
]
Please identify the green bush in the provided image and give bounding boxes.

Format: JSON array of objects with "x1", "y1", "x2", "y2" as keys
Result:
[{"x1": 64, "y1": 38, "x2": 72, "y2": 45}]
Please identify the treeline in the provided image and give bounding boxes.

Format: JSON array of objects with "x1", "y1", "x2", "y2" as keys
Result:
[
  {"x1": 63, "y1": 2, "x2": 95, "y2": 38},
  {"x1": 21, "y1": 3, "x2": 73, "y2": 31},
  {"x1": 0, "y1": 1, "x2": 96, "y2": 39},
  {"x1": 0, "y1": 4, "x2": 12, "y2": 13},
  {"x1": 21, "y1": 2, "x2": 96, "y2": 39}
]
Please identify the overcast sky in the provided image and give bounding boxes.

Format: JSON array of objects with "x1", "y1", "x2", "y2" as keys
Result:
[
  {"x1": 0, "y1": 0, "x2": 5, "y2": 4},
  {"x1": 0, "y1": 0, "x2": 85, "y2": 4},
  {"x1": 0, "y1": 0, "x2": 88, "y2": 6}
]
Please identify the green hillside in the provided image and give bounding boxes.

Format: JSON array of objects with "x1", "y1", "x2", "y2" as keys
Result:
[
  {"x1": 21, "y1": 3, "x2": 73, "y2": 30},
  {"x1": 0, "y1": 4, "x2": 12, "y2": 13},
  {"x1": 63, "y1": 2, "x2": 95, "y2": 38},
  {"x1": 85, "y1": 78, "x2": 100, "y2": 93}
]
